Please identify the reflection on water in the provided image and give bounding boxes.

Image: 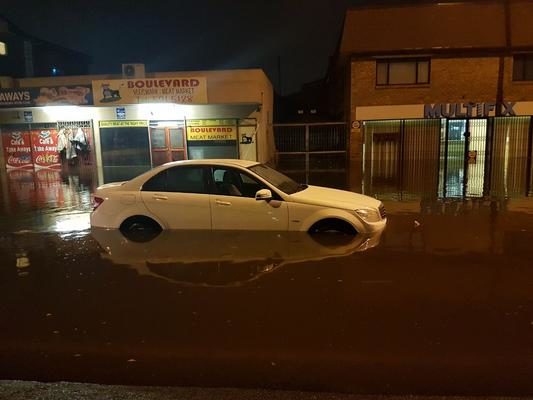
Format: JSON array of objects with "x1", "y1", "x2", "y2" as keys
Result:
[
  {"x1": 91, "y1": 229, "x2": 382, "y2": 287},
  {"x1": 0, "y1": 167, "x2": 95, "y2": 233}
]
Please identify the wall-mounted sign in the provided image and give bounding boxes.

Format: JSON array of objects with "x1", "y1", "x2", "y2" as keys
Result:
[
  {"x1": 116, "y1": 107, "x2": 126, "y2": 120},
  {"x1": 186, "y1": 119, "x2": 237, "y2": 141},
  {"x1": 23, "y1": 111, "x2": 33, "y2": 122},
  {"x1": 187, "y1": 126, "x2": 237, "y2": 141},
  {"x1": 424, "y1": 102, "x2": 516, "y2": 118},
  {"x1": 92, "y1": 77, "x2": 208, "y2": 106},
  {"x1": 99, "y1": 120, "x2": 148, "y2": 128},
  {"x1": 0, "y1": 86, "x2": 93, "y2": 108}
]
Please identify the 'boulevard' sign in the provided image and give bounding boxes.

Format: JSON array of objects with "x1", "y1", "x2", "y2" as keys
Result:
[{"x1": 424, "y1": 102, "x2": 516, "y2": 118}]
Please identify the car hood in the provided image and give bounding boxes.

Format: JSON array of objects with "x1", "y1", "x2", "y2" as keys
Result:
[{"x1": 287, "y1": 185, "x2": 381, "y2": 210}]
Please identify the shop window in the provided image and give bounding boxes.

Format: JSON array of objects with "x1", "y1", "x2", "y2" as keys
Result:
[
  {"x1": 513, "y1": 54, "x2": 533, "y2": 81},
  {"x1": 0, "y1": 41, "x2": 6, "y2": 56},
  {"x1": 142, "y1": 166, "x2": 207, "y2": 194},
  {"x1": 376, "y1": 59, "x2": 430, "y2": 86}
]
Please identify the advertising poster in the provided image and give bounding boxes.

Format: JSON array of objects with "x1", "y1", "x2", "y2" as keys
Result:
[
  {"x1": 31, "y1": 129, "x2": 60, "y2": 170},
  {"x1": 0, "y1": 85, "x2": 93, "y2": 108},
  {"x1": 2, "y1": 130, "x2": 33, "y2": 169},
  {"x1": 92, "y1": 77, "x2": 208, "y2": 106}
]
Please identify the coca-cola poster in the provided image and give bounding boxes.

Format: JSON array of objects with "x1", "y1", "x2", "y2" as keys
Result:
[
  {"x1": 2, "y1": 130, "x2": 33, "y2": 169},
  {"x1": 31, "y1": 129, "x2": 60, "y2": 169}
]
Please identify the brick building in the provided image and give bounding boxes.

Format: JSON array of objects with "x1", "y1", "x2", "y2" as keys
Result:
[{"x1": 334, "y1": 0, "x2": 533, "y2": 198}]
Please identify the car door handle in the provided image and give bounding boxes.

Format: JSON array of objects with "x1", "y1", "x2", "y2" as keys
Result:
[
  {"x1": 153, "y1": 195, "x2": 168, "y2": 201},
  {"x1": 215, "y1": 199, "x2": 232, "y2": 206}
]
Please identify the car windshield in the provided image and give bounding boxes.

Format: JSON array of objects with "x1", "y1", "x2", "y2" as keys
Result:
[{"x1": 249, "y1": 164, "x2": 305, "y2": 194}]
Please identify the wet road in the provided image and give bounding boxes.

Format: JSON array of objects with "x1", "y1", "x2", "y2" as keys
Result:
[{"x1": 1, "y1": 167, "x2": 533, "y2": 395}]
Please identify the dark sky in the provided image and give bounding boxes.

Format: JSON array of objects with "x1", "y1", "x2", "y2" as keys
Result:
[{"x1": 3, "y1": 0, "x2": 394, "y2": 94}]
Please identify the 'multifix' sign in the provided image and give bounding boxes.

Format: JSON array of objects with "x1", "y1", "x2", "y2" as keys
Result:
[{"x1": 424, "y1": 102, "x2": 516, "y2": 118}]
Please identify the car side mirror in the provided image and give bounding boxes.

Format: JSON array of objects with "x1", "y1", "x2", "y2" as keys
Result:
[{"x1": 255, "y1": 188, "x2": 272, "y2": 201}]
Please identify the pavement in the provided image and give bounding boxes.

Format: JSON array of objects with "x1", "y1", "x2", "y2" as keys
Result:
[{"x1": 1, "y1": 381, "x2": 531, "y2": 400}]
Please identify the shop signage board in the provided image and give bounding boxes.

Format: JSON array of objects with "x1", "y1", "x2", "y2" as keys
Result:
[
  {"x1": 424, "y1": 102, "x2": 517, "y2": 118},
  {"x1": 186, "y1": 119, "x2": 237, "y2": 141},
  {"x1": 99, "y1": 120, "x2": 148, "y2": 128},
  {"x1": 2, "y1": 130, "x2": 33, "y2": 169},
  {"x1": 92, "y1": 77, "x2": 208, "y2": 106},
  {"x1": 0, "y1": 85, "x2": 93, "y2": 107}
]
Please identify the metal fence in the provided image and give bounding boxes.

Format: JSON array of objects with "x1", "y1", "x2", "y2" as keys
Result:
[{"x1": 274, "y1": 122, "x2": 348, "y2": 178}]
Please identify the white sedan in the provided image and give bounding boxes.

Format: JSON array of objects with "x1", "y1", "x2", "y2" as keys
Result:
[{"x1": 90, "y1": 159, "x2": 386, "y2": 235}]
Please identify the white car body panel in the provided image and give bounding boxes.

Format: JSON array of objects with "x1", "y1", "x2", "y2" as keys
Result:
[
  {"x1": 142, "y1": 191, "x2": 212, "y2": 230},
  {"x1": 210, "y1": 195, "x2": 289, "y2": 231}
]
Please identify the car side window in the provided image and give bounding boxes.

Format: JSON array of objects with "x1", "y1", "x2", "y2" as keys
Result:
[
  {"x1": 142, "y1": 170, "x2": 167, "y2": 192},
  {"x1": 142, "y1": 167, "x2": 207, "y2": 194},
  {"x1": 212, "y1": 167, "x2": 266, "y2": 198}
]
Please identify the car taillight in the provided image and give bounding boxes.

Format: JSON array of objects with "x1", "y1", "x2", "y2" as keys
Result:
[{"x1": 93, "y1": 196, "x2": 104, "y2": 210}]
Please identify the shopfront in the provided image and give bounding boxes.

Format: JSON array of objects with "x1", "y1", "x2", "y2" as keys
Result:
[
  {"x1": 0, "y1": 69, "x2": 274, "y2": 186},
  {"x1": 355, "y1": 102, "x2": 533, "y2": 199}
]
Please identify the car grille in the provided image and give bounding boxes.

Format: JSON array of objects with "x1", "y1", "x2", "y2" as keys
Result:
[{"x1": 379, "y1": 203, "x2": 386, "y2": 219}]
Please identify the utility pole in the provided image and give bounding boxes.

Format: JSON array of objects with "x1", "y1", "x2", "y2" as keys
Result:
[
  {"x1": 277, "y1": 55, "x2": 282, "y2": 96},
  {"x1": 496, "y1": 0, "x2": 511, "y2": 115}
]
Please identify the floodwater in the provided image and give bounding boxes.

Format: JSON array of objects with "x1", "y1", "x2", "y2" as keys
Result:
[{"x1": 1, "y1": 163, "x2": 533, "y2": 395}]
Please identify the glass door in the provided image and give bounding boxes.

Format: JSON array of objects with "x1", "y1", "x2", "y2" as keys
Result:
[
  {"x1": 443, "y1": 119, "x2": 467, "y2": 197},
  {"x1": 465, "y1": 119, "x2": 488, "y2": 197},
  {"x1": 439, "y1": 119, "x2": 488, "y2": 198},
  {"x1": 150, "y1": 125, "x2": 187, "y2": 166}
]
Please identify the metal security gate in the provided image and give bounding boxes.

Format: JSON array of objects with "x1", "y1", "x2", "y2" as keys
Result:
[
  {"x1": 439, "y1": 118, "x2": 489, "y2": 198},
  {"x1": 364, "y1": 117, "x2": 533, "y2": 199},
  {"x1": 363, "y1": 119, "x2": 441, "y2": 199},
  {"x1": 274, "y1": 122, "x2": 348, "y2": 183}
]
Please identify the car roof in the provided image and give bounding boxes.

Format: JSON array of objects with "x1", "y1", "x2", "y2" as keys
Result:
[
  {"x1": 162, "y1": 159, "x2": 261, "y2": 168},
  {"x1": 124, "y1": 159, "x2": 263, "y2": 190}
]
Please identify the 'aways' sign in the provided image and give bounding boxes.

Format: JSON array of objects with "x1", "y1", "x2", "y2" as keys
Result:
[
  {"x1": 0, "y1": 86, "x2": 93, "y2": 107},
  {"x1": 424, "y1": 102, "x2": 516, "y2": 118},
  {"x1": 92, "y1": 77, "x2": 207, "y2": 106}
]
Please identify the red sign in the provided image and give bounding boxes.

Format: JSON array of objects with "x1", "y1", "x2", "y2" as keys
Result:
[
  {"x1": 31, "y1": 129, "x2": 60, "y2": 169},
  {"x1": 2, "y1": 130, "x2": 33, "y2": 169}
]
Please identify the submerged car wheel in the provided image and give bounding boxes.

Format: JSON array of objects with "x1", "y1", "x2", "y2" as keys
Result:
[
  {"x1": 120, "y1": 216, "x2": 162, "y2": 242},
  {"x1": 309, "y1": 219, "x2": 357, "y2": 235}
]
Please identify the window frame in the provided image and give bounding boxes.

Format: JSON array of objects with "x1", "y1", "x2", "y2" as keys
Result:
[
  {"x1": 513, "y1": 53, "x2": 533, "y2": 82},
  {"x1": 375, "y1": 58, "x2": 431, "y2": 87},
  {"x1": 208, "y1": 166, "x2": 283, "y2": 200}
]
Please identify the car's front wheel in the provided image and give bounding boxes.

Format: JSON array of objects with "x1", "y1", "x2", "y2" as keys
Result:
[
  {"x1": 308, "y1": 218, "x2": 357, "y2": 235},
  {"x1": 120, "y1": 216, "x2": 162, "y2": 242}
]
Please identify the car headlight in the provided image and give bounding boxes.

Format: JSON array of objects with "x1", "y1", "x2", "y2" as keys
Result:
[{"x1": 354, "y1": 208, "x2": 382, "y2": 223}]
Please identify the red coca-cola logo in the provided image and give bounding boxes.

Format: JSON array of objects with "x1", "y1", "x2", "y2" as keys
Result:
[
  {"x1": 35, "y1": 154, "x2": 59, "y2": 164},
  {"x1": 8, "y1": 155, "x2": 31, "y2": 165}
]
